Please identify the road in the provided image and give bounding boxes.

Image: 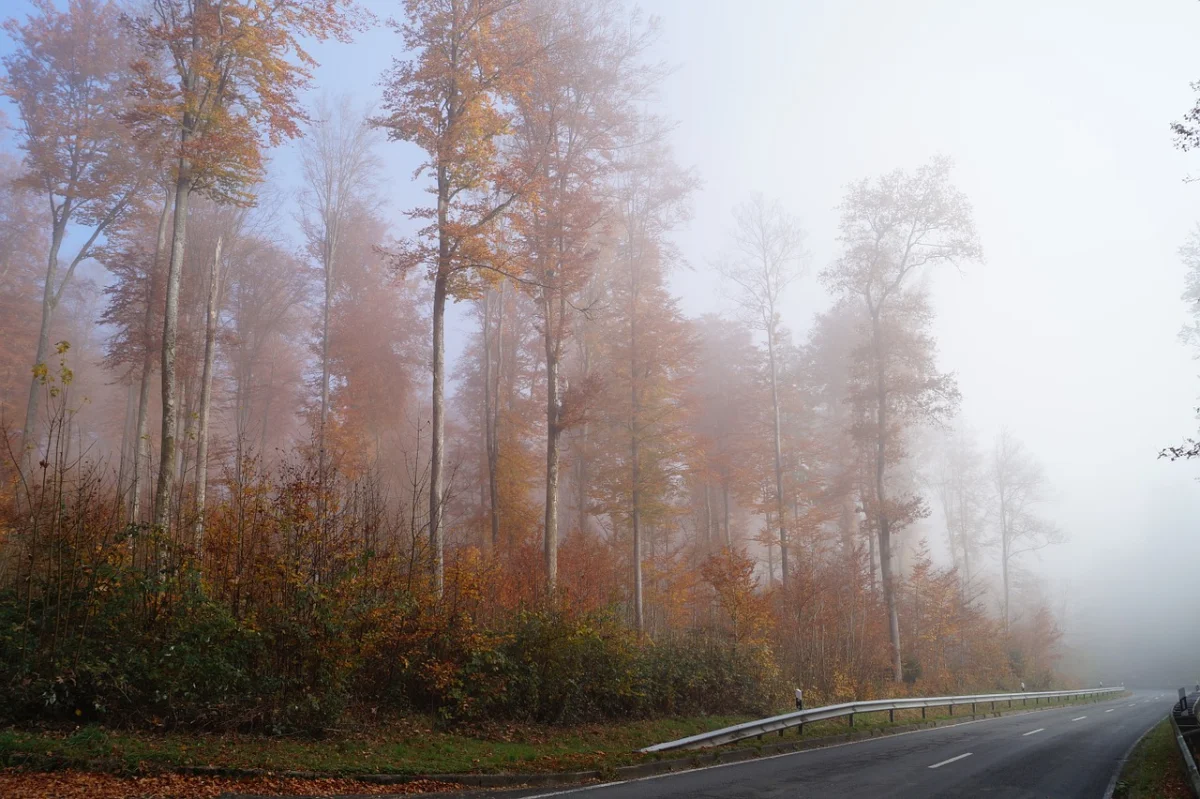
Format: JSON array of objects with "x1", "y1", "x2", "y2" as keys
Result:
[{"x1": 524, "y1": 689, "x2": 1167, "y2": 799}]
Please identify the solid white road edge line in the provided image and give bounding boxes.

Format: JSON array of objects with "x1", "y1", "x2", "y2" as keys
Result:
[
  {"x1": 1023, "y1": 728, "x2": 1044, "y2": 736},
  {"x1": 929, "y1": 753, "x2": 973, "y2": 769}
]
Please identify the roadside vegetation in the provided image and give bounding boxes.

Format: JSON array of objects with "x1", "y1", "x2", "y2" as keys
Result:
[
  {"x1": 1112, "y1": 719, "x2": 1192, "y2": 799},
  {"x1": 0, "y1": 695, "x2": 1111, "y2": 779}
]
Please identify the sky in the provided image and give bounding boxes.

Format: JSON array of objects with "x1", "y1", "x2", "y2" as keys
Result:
[{"x1": 4, "y1": 0, "x2": 1200, "y2": 684}]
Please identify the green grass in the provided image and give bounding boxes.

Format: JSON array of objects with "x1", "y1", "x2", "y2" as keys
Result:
[
  {"x1": 0, "y1": 694, "x2": 1117, "y2": 778},
  {"x1": 1111, "y1": 719, "x2": 1192, "y2": 799}
]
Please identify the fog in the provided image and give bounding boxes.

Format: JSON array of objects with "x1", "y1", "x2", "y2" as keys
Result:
[
  {"x1": 599, "y1": 0, "x2": 1200, "y2": 687},
  {"x1": 3, "y1": 0, "x2": 1200, "y2": 694}
]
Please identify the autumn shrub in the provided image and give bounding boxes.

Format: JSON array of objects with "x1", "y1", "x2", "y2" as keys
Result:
[
  {"x1": 419, "y1": 609, "x2": 786, "y2": 724},
  {"x1": 0, "y1": 438, "x2": 1061, "y2": 735},
  {"x1": 638, "y1": 635, "x2": 786, "y2": 718}
]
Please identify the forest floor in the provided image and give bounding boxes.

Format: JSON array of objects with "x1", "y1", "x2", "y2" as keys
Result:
[
  {"x1": 0, "y1": 695, "x2": 1112, "y2": 798},
  {"x1": 1111, "y1": 718, "x2": 1192, "y2": 799}
]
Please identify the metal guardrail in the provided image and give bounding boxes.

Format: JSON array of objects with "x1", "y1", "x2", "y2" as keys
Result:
[
  {"x1": 640, "y1": 686, "x2": 1126, "y2": 753},
  {"x1": 1171, "y1": 712, "x2": 1200, "y2": 798},
  {"x1": 1172, "y1": 686, "x2": 1200, "y2": 798}
]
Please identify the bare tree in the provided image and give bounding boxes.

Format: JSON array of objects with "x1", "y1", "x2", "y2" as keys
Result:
[
  {"x1": 990, "y1": 428, "x2": 1064, "y2": 632},
  {"x1": 299, "y1": 95, "x2": 380, "y2": 488},
  {"x1": 718, "y1": 195, "x2": 806, "y2": 588}
]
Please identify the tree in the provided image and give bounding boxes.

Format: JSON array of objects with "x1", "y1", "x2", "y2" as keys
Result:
[
  {"x1": 822, "y1": 157, "x2": 980, "y2": 682},
  {"x1": 717, "y1": 195, "x2": 806, "y2": 588},
  {"x1": 298, "y1": 95, "x2": 380, "y2": 489},
  {"x1": 128, "y1": 0, "x2": 361, "y2": 532},
  {"x1": 378, "y1": 0, "x2": 531, "y2": 594},
  {"x1": 597, "y1": 134, "x2": 695, "y2": 633},
  {"x1": 507, "y1": 0, "x2": 659, "y2": 589},
  {"x1": 990, "y1": 429, "x2": 1063, "y2": 632},
  {"x1": 2, "y1": 0, "x2": 150, "y2": 468}
]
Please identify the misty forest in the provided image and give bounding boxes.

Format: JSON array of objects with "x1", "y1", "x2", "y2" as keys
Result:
[{"x1": 1, "y1": 0, "x2": 1200, "y2": 796}]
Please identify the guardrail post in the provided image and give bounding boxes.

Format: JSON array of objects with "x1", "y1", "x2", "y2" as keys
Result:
[
  {"x1": 949, "y1": 703, "x2": 954, "y2": 716},
  {"x1": 972, "y1": 702, "x2": 976, "y2": 714},
  {"x1": 921, "y1": 706, "x2": 926, "y2": 719},
  {"x1": 849, "y1": 712, "x2": 854, "y2": 727},
  {"x1": 889, "y1": 709, "x2": 894, "y2": 723}
]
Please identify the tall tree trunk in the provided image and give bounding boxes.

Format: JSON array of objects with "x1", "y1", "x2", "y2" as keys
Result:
[
  {"x1": 429, "y1": 270, "x2": 447, "y2": 596},
  {"x1": 116, "y1": 378, "x2": 136, "y2": 518},
  {"x1": 131, "y1": 187, "x2": 173, "y2": 522},
  {"x1": 630, "y1": 267, "x2": 643, "y2": 635},
  {"x1": 575, "y1": 335, "x2": 591, "y2": 538},
  {"x1": 870, "y1": 310, "x2": 903, "y2": 683},
  {"x1": 483, "y1": 285, "x2": 502, "y2": 550},
  {"x1": 20, "y1": 219, "x2": 67, "y2": 470},
  {"x1": 193, "y1": 235, "x2": 222, "y2": 542},
  {"x1": 153, "y1": 165, "x2": 195, "y2": 531},
  {"x1": 318, "y1": 232, "x2": 333, "y2": 488},
  {"x1": 765, "y1": 510, "x2": 776, "y2": 585},
  {"x1": 766, "y1": 321, "x2": 788, "y2": 588},
  {"x1": 543, "y1": 290, "x2": 561, "y2": 591}
]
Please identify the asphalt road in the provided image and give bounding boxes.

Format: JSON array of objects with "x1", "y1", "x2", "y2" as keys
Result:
[{"x1": 524, "y1": 690, "x2": 1168, "y2": 799}]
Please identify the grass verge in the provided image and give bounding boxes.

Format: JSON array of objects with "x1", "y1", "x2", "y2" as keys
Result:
[
  {"x1": 0, "y1": 694, "x2": 1118, "y2": 779},
  {"x1": 1111, "y1": 718, "x2": 1192, "y2": 799}
]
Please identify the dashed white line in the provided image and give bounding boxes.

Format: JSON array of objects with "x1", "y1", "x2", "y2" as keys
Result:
[
  {"x1": 1105, "y1": 709, "x2": 1115, "y2": 713},
  {"x1": 1072, "y1": 716, "x2": 1087, "y2": 721},
  {"x1": 1023, "y1": 728, "x2": 1044, "y2": 736},
  {"x1": 929, "y1": 753, "x2": 973, "y2": 769}
]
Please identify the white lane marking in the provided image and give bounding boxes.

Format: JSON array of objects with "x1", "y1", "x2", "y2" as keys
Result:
[
  {"x1": 1023, "y1": 728, "x2": 1044, "y2": 736},
  {"x1": 929, "y1": 752, "x2": 973, "y2": 769},
  {"x1": 1072, "y1": 716, "x2": 1087, "y2": 721},
  {"x1": 1105, "y1": 709, "x2": 1115, "y2": 713}
]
